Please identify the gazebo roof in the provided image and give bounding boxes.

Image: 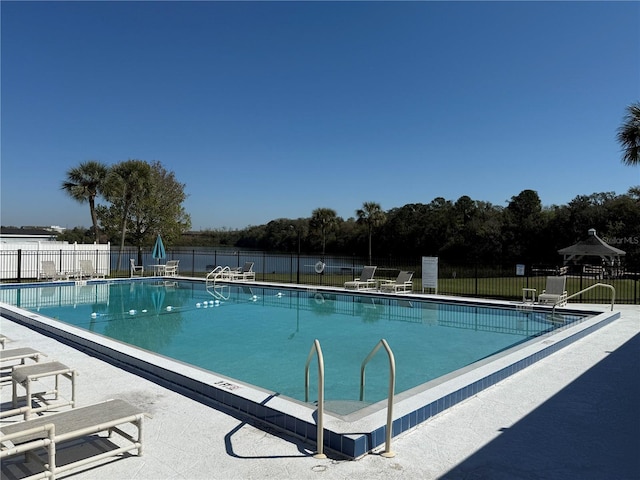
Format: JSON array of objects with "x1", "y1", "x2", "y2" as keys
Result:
[{"x1": 558, "y1": 229, "x2": 625, "y2": 262}]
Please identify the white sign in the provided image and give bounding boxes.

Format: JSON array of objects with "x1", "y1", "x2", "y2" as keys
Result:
[
  {"x1": 516, "y1": 264, "x2": 525, "y2": 276},
  {"x1": 422, "y1": 256, "x2": 438, "y2": 293}
]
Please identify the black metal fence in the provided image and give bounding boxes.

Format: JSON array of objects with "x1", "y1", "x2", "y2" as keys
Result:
[{"x1": 2, "y1": 247, "x2": 638, "y2": 304}]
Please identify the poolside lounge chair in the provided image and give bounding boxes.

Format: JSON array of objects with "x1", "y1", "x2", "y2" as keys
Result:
[
  {"x1": 538, "y1": 276, "x2": 568, "y2": 306},
  {"x1": 4, "y1": 360, "x2": 78, "y2": 420},
  {"x1": 1, "y1": 347, "x2": 46, "y2": 368},
  {"x1": 0, "y1": 399, "x2": 146, "y2": 479},
  {"x1": 230, "y1": 262, "x2": 255, "y2": 281},
  {"x1": 344, "y1": 266, "x2": 377, "y2": 290},
  {"x1": 1, "y1": 348, "x2": 46, "y2": 385},
  {"x1": 130, "y1": 259, "x2": 144, "y2": 277},
  {"x1": 79, "y1": 260, "x2": 105, "y2": 279},
  {"x1": 380, "y1": 271, "x2": 414, "y2": 293},
  {"x1": 163, "y1": 260, "x2": 179, "y2": 276},
  {"x1": 39, "y1": 261, "x2": 69, "y2": 281}
]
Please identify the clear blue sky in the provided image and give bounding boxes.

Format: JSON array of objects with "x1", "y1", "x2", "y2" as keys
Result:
[{"x1": 2, "y1": 1, "x2": 639, "y2": 231}]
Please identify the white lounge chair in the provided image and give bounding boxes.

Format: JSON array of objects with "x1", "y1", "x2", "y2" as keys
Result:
[
  {"x1": 1, "y1": 347, "x2": 46, "y2": 367},
  {"x1": 39, "y1": 261, "x2": 69, "y2": 281},
  {"x1": 230, "y1": 262, "x2": 255, "y2": 281},
  {"x1": 79, "y1": 260, "x2": 105, "y2": 279},
  {"x1": 344, "y1": 266, "x2": 377, "y2": 290},
  {"x1": 1, "y1": 348, "x2": 46, "y2": 385},
  {"x1": 380, "y1": 271, "x2": 414, "y2": 293},
  {"x1": 130, "y1": 259, "x2": 144, "y2": 277},
  {"x1": 538, "y1": 276, "x2": 568, "y2": 306},
  {"x1": 4, "y1": 360, "x2": 78, "y2": 420},
  {"x1": 0, "y1": 399, "x2": 145, "y2": 479},
  {"x1": 163, "y1": 260, "x2": 179, "y2": 276}
]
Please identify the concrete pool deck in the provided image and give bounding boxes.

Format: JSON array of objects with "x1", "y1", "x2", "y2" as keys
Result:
[{"x1": 1, "y1": 303, "x2": 638, "y2": 479}]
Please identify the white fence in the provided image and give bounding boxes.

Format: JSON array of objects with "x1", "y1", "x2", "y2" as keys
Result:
[{"x1": 0, "y1": 242, "x2": 111, "y2": 280}]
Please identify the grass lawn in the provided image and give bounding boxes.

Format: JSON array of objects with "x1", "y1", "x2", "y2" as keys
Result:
[
  {"x1": 105, "y1": 270, "x2": 638, "y2": 305},
  {"x1": 256, "y1": 273, "x2": 636, "y2": 304}
]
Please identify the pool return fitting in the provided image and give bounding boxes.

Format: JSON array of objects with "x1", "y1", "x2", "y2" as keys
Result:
[{"x1": 305, "y1": 338, "x2": 397, "y2": 459}]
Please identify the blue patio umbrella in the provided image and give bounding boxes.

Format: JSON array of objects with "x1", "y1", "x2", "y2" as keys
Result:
[
  {"x1": 151, "y1": 287, "x2": 165, "y2": 315},
  {"x1": 152, "y1": 234, "x2": 166, "y2": 262}
]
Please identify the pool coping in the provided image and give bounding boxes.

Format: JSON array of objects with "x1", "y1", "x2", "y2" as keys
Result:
[{"x1": 0, "y1": 278, "x2": 619, "y2": 459}]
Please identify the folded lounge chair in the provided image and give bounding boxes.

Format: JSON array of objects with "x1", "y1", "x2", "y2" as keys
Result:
[
  {"x1": 538, "y1": 276, "x2": 568, "y2": 306},
  {"x1": 0, "y1": 399, "x2": 146, "y2": 479},
  {"x1": 39, "y1": 261, "x2": 69, "y2": 282},
  {"x1": 380, "y1": 271, "x2": 414, "y2": 293},
  {"x1": 344, "y1": 266, "x2": 377, "y2": 290}
]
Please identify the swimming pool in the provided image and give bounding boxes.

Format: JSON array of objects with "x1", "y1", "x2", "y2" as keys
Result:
[
  {"x1": 0, "y1": 280, "x2": 584, "y2": 403},
  {"x1": 0, "y1": 279, "x2": 619, "y2": 458}
]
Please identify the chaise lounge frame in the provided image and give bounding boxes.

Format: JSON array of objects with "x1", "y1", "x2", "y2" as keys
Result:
[
  {"x1": 344, "y1": 266, "x2": 377, "y2": 291},
  {"x1": 379, "y1": 271, "x2": 414, "y2": 294},
  {"x1": 0, "y1": 399, "x2": 145, "y2": 480},
  {"x1": 229, "y1": 262, "x2": 255, "y2": 281},
  {"x1": 78, "y1": 260, "x2": 105, "y2": 280},
  {"x1": 38, "y1": 262, "x2": 69, "y2": 282}
]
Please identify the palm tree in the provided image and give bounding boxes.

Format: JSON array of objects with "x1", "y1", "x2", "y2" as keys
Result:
[
  {"x1": 102, "y1": 160, "x2": 152, "y2": 270},
  {"x1": 310, "y1": 208, "x2": 337, "y2": 256},
  {"x1": 356, "y1": 202, "x2": 386, "y2": 265},
  {"x1": 617, "y1": 102, "x2": 640, "y2": 166},
  {"x1": 61, "y1": 161, "x2": 109, "y2": 243}
]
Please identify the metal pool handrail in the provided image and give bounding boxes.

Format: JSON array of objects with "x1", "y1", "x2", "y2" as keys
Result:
[
  {"x1": 359, "y1": 338, "x2": 396, "y2": 458},
  {"x1": 552, "y1": 283, "x2": 616, "y2": 314},
  {"x1": 304, "y1": 339, "x2": 327, "y2": 459}
]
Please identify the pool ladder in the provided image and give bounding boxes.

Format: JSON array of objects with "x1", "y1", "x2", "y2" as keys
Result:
[
  {"x1": 205, "y1": 267, "x2": 231, "y2": 300},
  {"x1": 304, "y1": 338, "x2": 396, "y2": 459},
  {"x1": 206, "y1": 285, "x2": 229, "y2": 300}
]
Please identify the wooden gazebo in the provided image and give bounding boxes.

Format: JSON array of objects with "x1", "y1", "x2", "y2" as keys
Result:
[{"x1": 558, "y1": 228, "x2": 625, "y2": 277}]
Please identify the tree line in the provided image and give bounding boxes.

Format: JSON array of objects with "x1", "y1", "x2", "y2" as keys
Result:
[
  {"x1": 59, "y1": 177, "x2": 639, "y2": 270},
  {"x1": 176, "y1": 188, "x2": 640, "y2": 269}
]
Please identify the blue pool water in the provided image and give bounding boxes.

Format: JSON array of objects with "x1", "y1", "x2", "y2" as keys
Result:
[{"x1": 0, "y1": 280, "x2": 586, "y2": 405}]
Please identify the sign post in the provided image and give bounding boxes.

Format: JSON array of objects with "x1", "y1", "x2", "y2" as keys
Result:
[{"x1": 422, "y1": 256, "x2": 438, "y2": 294}]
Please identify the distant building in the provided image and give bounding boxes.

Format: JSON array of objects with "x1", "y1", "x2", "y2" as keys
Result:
[{"x1": 0, "y1": 227, "x2": 60, "y2": 244}]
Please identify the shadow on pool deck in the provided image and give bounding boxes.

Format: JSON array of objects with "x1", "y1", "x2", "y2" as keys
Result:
[{"x1": 440, "y1": 332, "x2": 640, "y2": 480}]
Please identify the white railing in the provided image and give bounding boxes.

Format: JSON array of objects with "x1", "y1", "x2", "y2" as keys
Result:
[
  {"x1": 304, "y1": 339, "x2": 327, "y2": 459},
  {"x1": 552, "y1": 283, "x2": 616, "y2": 314},
  {"x1": 360, "y1": 339, "x2": 396, "y2": 458}
]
